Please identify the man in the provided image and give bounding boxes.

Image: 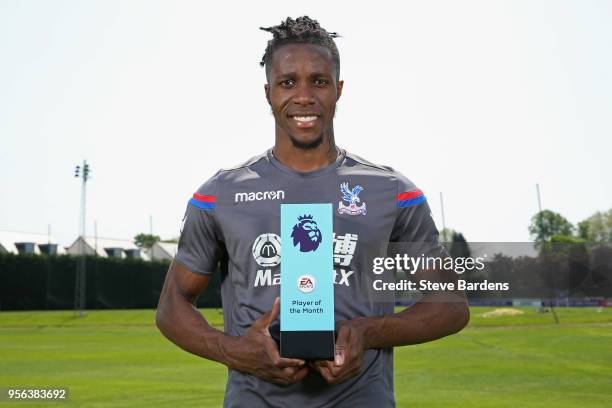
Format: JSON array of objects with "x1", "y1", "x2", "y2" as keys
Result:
[{"x1": 156, "y1": 16, "x2": 469, "y2": 407}]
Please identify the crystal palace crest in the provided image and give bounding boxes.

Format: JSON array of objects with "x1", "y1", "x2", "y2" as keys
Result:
[{"x1": 338, "y1": 182, "x2": 367, "y2": 216}]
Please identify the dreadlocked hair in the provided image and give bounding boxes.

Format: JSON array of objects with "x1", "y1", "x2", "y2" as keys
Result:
[{"x1": 260, "y1": 16, "x2": 341, "y2": 80}]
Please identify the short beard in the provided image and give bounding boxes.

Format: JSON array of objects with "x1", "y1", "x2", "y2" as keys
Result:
[{"x1": 288, "y1": 133, "x2": 324, "y2": 150}]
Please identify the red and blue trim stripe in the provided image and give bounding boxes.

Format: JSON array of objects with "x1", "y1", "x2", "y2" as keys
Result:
[
  {"x1": 189, "y1": 193, "x2": 216, "y2": 210},
  {"x1": 397, "y1": 189, "x2": 426, "y2": 208}
]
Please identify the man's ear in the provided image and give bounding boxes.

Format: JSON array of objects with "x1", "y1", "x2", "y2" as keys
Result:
[
  {"x1": 336, "y1": 80, "x2": 344, "y2": 101},
  {"x1": 264, "y1": 84, "x2": 271, "y2": 105}
]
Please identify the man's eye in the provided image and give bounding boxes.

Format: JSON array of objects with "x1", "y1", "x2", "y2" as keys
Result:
[
  {"x1": 280, "y1": 79, "x2": 296, "y2": 88},
  {"x1": 314, "y1": 78, "x2": 329, "y2": 87}
]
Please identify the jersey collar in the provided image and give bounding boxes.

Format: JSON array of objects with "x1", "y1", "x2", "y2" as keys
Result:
[{"x1": 267, "y1": 147, "x2": 346, "y2": 178}]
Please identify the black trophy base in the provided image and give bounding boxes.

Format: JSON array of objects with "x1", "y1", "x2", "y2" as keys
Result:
[{"x1": 280, "y1": 330, "x2": 335, "y2": 360}]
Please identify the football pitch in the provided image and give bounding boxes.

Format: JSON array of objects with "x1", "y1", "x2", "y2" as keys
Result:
[{"x1": 1, "y1": 307, "x2": 611, "y2": 407}]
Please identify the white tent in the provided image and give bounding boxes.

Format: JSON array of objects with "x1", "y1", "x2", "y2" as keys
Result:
[
  {"x1": 147, "y1": 241, "x2": 178, "y2": 262},
  {"x1": 0, "y1": 230, "x2": 66, "y2": 255},
  {"x1": 66, "y1": 236, "x2": 150, "y2": 260}
]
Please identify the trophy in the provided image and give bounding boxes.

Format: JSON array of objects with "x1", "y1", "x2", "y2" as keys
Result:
[{"x1": 280, "y1": 204, "x2": 335, "y2": 360}]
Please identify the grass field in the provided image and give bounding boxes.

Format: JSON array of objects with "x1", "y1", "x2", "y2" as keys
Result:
[{"x1": 1, "y1": 307, "x2": 611, "y2": 407}]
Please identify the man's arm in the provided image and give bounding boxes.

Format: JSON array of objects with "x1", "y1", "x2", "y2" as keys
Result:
[
  {"x1": 344, "y1": 293, "x2": 468, "y2": 345},
  {"x1": 311, "y1": 181, "x2": 471, "y2": 384},
  {"x1": 311, "y1": 269, "x2": 469, "y2": 385},
  {"x1": 348, "y1": 274, "x2": 470, "y2": 349},
  {"x1": 156, "y1": 260, "x2": 308, "y2": 385}
]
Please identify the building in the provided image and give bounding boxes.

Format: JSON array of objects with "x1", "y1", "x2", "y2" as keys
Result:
[
  {"x1": 66, "y1": 236, "x2": 150, "y2": 260},
  {"x1": 0, "y1": 230, "x2": 66, "y2": 255},
  {"x1": 469, "y1": 242, "x2": 538, "y2": 260},
  {"x1": 147, "y1": 241, "x2": 178, "y2": 262},
  {"x1": 1, "y1": 230, "x2": 177, "y2": 262}
]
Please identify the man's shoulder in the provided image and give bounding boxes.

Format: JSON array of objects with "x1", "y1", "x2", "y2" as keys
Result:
[
  {"x1": 343, "y1": 150, "x2": 418, "y2": 191},
  {"x1": 191, "y1": 151, "x2": 269, "y2": 197},
  {"x1": 218, "y1": 151, "x2": 269, "y2": 174},
  {"x1": 344, "y1": 150, "x2": 394, "y2": 173}
]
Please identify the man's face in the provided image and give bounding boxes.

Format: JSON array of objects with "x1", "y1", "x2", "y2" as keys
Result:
[{"x1": 265, "y1": 43, "x2": 343, "y2": 149}]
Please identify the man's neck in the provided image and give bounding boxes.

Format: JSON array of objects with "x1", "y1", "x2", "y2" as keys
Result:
[{"x1": 273, "y1": 136, "x2": 339, "y2": 173}]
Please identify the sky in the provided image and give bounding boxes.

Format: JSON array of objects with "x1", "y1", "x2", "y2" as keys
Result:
[{"x1": 1, "y1": 0, "x2": 611, "y2": 247}]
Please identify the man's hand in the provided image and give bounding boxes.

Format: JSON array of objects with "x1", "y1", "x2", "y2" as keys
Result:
[
  {"x1": 309, "y1": 320, "x2": 367, "y2": 386},
  {"x1": 222, "y1": 298, "x2": 309, "y2": 385},
  {"x1": 156, "y1": 263, "x2": 308, "y2": 386}
]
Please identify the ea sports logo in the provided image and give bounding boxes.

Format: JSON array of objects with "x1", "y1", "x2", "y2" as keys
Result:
[
  {"x1": 252, "y1": 233, "x2": 281, "y2": 267},
  {"x1": 297, "y1": 275, "x2": 316, "y2": 293}
]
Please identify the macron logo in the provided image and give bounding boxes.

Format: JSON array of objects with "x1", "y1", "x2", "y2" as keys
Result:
[{"x1": 235, "y1": 190, "x2": 285, "y2": 203}]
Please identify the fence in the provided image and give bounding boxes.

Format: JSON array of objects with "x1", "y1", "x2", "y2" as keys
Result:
[{"x1": 0, "y1": 253, "x2": 221, "y2": 310}]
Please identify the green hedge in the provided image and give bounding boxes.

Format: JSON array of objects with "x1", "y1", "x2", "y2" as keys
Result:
[{"x1": 0, "y1": 253, "x2": 221, "y2": 311}]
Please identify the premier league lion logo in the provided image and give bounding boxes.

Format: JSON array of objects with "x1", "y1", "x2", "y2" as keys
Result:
[{"x1": 291, "y1": 214, "x2": 322, "y2": 252}]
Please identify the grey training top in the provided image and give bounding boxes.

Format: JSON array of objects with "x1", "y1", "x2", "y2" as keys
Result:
[{"x1": 176, "y1": 148, "x2": 441, "y2": 408}]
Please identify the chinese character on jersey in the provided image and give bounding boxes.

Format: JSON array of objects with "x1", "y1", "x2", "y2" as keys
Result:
[{"x1": 333, "y1": 233, "x2": 358, "y2": 266}]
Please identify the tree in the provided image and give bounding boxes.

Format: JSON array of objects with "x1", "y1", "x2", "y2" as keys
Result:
[
  {"x1": 449, "y1": 231, "x2": 471, "y2": 259},
  {"x1": 550, "y1": 234, "x2": 585, "y2": 244},
  {"x1": 134, "y1": 233, "x2": 160, "y2": 249},
  {"x1": 577, "y1": 209, "x2": 612, "y2": 243},
  {"x1": 438, "y1": 228, "x2": 471, "y2": 258},
  {"x1": 528, "y1": 210, "x2": 574, "y2": 243},
  {"x1": 439, "y1": 228, "x2": 454, "y2": 243}
]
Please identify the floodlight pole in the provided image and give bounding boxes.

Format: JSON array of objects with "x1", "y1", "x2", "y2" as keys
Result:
[
  {"x1": 536, "y1": 183, "x2": 544, "y2": 239},
  {"x1": 74, "y1": 160, "x2": 91, "y2": 317},
  {"x1": 536, "y1": 183, "x2": 559, "y2": 324},
  {"x1": 440, "y1": 192, "x2": 448, "y2": 242}
]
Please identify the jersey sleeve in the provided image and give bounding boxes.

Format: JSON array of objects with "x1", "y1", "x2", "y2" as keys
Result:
[
  {"x1": 175, "y1": 172, "x2": 224, "y2": 275},
  {"x1": 390, "y1": 172, "x2": 444, "y2": 257}
]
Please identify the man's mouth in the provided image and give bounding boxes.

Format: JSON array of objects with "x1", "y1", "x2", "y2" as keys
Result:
[
  {"x1": 293, "y1": 116, "x2": 318, "y2": 122},
  {"x1": 288, "y1": 114, "x2": 320, "y2": 128}
]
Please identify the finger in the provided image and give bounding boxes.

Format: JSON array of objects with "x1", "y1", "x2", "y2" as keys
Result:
[
  {"x1": 277, "y1": 357, "x2": 306, "y2": 367},
  {"x1": 330, "y1": 361, "x2": 359, "y2": 380},
  {"x1": 333, "y1": 350, "x2": 363, "y2": 380},
  {"x1": 296, "y1": 367, "x2": 309, "y2": 381},
  {"x1": 316, "y1": 363, "x2": 335, "y2": 383},
  {"x1": 334, "y1": 325, "x2": 351, "y2": 366},
  {"x1": 275, "y1": 366, "x2": 308, "y2": 385},
  {"x1": 264, "y1": 339, "x2": 305, "y2": 368},
  {"x1": 315, "y1": 360, "x2": 334, "y2": 371},
  {"x1": 315, "y1": 360, "x2": 338, "y2": 379},
  {"x1": 281, "y1": 365, "x2": 307, "y2": 378},
  {"x1": 326, "y1": 359, "x2": 357, "y2": 385},
  {"x1": 309, "y1": 360, "x2": 323, "y2": 370},
  {"x1": 309, "y1": 360, "x2": 327, "y2": 374},
  {"x1": 268, "y1": 296, "x2": 280, "y2": 324},
  {"x1": 292, "y1": 366, "x2": 309, "y2": 382},
  {"x1": 330, "y1": 358, "x2": 351, "y2": 377},
  {"x1": 252, "y1": 297, "x2": 278, "y2": 337},
  {"x1": 264, "y1": 297, "x2": 280, "y2": 329}
]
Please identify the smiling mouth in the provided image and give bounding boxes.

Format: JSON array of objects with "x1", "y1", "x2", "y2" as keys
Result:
[
  {"x1": 288, "y1": 114, "x2": 320, "y2": 128},
  {"x1": 293, "y1": 116, "x2": 318, "y2": 122}
]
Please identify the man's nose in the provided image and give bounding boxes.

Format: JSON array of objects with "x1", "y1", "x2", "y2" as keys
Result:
[{"x1": 293, "y1": 83, "x2": 315, "y2": 106}]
